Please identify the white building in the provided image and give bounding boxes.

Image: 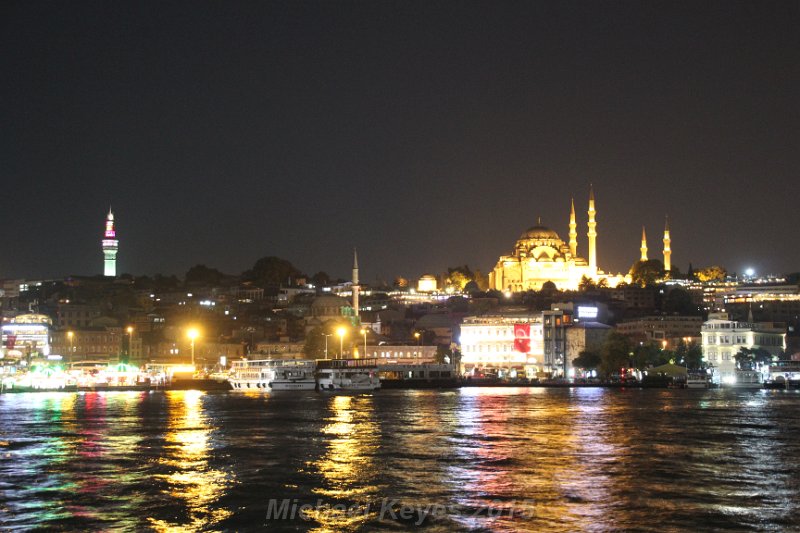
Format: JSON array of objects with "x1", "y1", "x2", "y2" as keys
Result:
[
  {"x1": 459, "y1": 314, "x2": 543, "y2": 378},
  {"x1": 1, "y1": 313, "x2": 53, "y2": 361},
  {"x1": 701, "y1": 312, "x2": 786, "y2": 384}
]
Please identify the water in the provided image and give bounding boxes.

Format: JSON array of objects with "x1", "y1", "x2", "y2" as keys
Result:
[{"x1": 1, "y1": 388, "x2": 798, "y2": 532}]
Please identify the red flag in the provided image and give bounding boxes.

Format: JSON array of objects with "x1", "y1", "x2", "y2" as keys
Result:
[
  {"x1": 5, "y1": 335, "x2": 16, "y2": 349},
  {"x1": 514, "y1": 323, "x2": 530, "y2": 353}
]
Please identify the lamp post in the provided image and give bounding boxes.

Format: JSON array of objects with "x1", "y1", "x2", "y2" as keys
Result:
[
  {"x1": 337, "y1": 326, "x2": 346, "y2": 359},
  {"x1": 126, "y1": 326, "x2": 134, "y2": 363},
  {"x1": 67, "y1": 331, "x2": 74, "y2": 368},
  {"x1": 322, "y1": 332, "x2": 332, "y2": 360},
  {"x1": 414, "y1": 331, "x2": 421, "y2": 346},
  {"x1": 360, "y1": 328, "x2": 367, "y2": 359},
  {"x1": 187, "y1": 328, "x2": 200, "y2": 367}
]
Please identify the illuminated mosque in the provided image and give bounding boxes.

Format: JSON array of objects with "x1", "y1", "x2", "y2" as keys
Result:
[{"x1": 489, "y1": 187, "x2": 670, "y2": 292}]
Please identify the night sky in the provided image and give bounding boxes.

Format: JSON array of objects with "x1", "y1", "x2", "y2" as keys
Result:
[{"x1": 2, "y1": 1, "x2": 798, "y2": 283}]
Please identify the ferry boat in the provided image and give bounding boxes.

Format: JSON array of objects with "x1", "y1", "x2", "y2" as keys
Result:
[
  {"x1": 229, "y1": 359, "x2": 316, "y2": 391},
  {"x1": 316, "y1": 358, "x2": 380, "y2": 392}
]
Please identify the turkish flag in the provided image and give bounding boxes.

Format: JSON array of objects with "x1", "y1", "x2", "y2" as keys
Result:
[
  {"x1": 5, "y1": 335, "x2": 15, "y2": 349},
  {"x1": 514, "y1": 323, "x2": 530, "y2": 353}
]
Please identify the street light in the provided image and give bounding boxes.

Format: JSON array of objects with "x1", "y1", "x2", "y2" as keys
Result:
[
  {"x1": 126, "y1": 326, "x2": 134, "y2": 363},
  {"x1": 67, "y1": 331, "x2": 74, "y2": 367},
  {"x1": 414, "y1": 331, "x2": 421, "y2": 346},
  {"x1": 187, "y1": 328, "x2": 200, "y2": 367},
  {"x1": 360, "y1": 328, "x2": 367, "y2": 359},
  {"x1": 322, "y1": 332, "x2": 333, "y2": 359},
  {"x1": 336, "y1": 326, "x2": 346, "y2": 359}
]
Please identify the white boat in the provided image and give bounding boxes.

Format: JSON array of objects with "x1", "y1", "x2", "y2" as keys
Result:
[
  {"x1": 316, "y1": 358, "x2": 381, "y2": 392},
  {"x1": 720, "y1": 370, "x2": 763, "y2": 389},
  {"x1": 686, "y1": 373, "x2": 710, "y2": 389},
  {"x1": 229, "y1": 359, "x2": 316, "y2": 391}
]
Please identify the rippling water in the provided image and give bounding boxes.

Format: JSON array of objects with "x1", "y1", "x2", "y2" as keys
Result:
[{"x1": 1, "y1": 388, "x2": 798, "y2": 531}]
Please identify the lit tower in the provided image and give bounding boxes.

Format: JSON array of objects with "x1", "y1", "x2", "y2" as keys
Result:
[
  {"x1": 102, "y1": 208, "x2": 118, "y2": 277},
  {"x1": 663, "y1": 216, "x2": 671, "y2": 273},
  {"x1": 568, "y1": 199, "x2": 577, "y2": 257},
  {"x1": 587, "y1": 186, "x2": 597, "y2": 274},
  {"x1": 352, "y1": 248, "x2": 360, "y2": 320},
  {"x1": 640, "y1": 226, "x2": 648, "y2": 261}
]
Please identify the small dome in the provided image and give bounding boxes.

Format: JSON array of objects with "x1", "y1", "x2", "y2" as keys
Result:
[
  {"x1": 520, "y1": 224, "x2": 560, "y2": 241},
  {"x1": 310, "y1": 295, "x2": 349, "y2": 309}
]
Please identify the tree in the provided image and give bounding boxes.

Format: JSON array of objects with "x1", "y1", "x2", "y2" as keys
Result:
[
  {"x1": 244, "y1": 256, "x2": 302, "y2": 287},
  {"x1": 303, "y1": 327, "x2": 327, "y2": 359},
  {"x1": 446, "y1": 265, "x2": 475, "y2": 291},
  {"x1": 663, "y1": 287, "x2": 700, "y2": 315},
  {"x1": 696, "y1": 266, "x2": 727, "y2": 282},
  {"x1": 631, "y1": 343, "x2": 664, "y2": 370},
  {"x1": 185, "y1": 264, "x2": 224, "y2": 286},
  {"x1": 629, "y1": 259, "x2": 664, "y2": 287},
  {"x1": 683, "y1": 342, "x2": 704, "y2": 370},
  {"x1": 578, "y1": 275, "x2": 597, "y2": 291},
  {"x1": 311, "y1": 271, "x2": 332, "y2": 287},
  {"x1": 473, "y1": 269, "x2": 490, "y2": 291},
  {"x1": 734, "y1": 347, "x2": 773, "y2": 371},
  {"x1": 572, "y1": 349, "x2": 601, "y2": 371},
  {"x1": 599, "y1": 331, "x2": 633, "y2": 378}
]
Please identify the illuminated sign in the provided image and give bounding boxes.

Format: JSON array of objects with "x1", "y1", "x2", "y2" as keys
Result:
[{"x1": 577, "y1": 306, "x2": 598, "y2": 319}]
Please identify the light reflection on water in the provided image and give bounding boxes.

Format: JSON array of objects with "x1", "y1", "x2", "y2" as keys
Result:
[
  {"x1": 0, "y1": 388, "x2": 799, "y2": 531},
  {"x1": 148, "y1": 390, "x2": 233, "y2": 532}
]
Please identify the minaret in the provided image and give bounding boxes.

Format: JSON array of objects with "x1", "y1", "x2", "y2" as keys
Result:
[
  {"x1": 587, "y1": 186, "x2": 597, "y2": 274},
  {"x1": 663, "y1": 216, "x2": 671, "y2": 273},
  {"x1": 640, "y1": 226, "x2": 648, "y2": 261},
  {"x1": 102, "y1": 208, "x2": 118, "y2": 277},
  {"x1": 352, "y1": 248, "x2": 360, "y2": 319},
  {"x1": 568, "y1": 199, "x2": 577, "y2": 257}
]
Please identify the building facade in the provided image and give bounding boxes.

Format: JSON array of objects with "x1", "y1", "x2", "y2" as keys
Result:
[
  {"x1": 616, "y1": 315, "x2": 703, "y2": 347},
  {"x1": 459, "y1": 314, "x2": 543, "y2": 378},
  {"x1": 701, "y1": 312, "x2": 786, "y2": 383}
]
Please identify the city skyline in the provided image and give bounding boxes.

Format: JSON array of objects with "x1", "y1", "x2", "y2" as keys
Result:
[{"x1": 2, "y1": 2, "x2": 798, "y2": 282}]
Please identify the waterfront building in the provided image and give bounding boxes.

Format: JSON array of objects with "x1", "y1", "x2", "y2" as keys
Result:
[
  {"x1": 566, "y1": 321, "x2": 612, "y2": 375},
  {"x1": 51, "y1": 327, "x2": 123, "y2": 365},
  {"x1": 1, "y1": 313, "x2": 52, "y2": 360},
  {"x1": 488, "y1": 188, "x2": 628, "y2": 292},
  {"x1": 459, "y1": 313, "x2": 543, "y2": 378},
  {"x1": 701, "y1": 312, "x2": 786, "y2": 384},
  {"x1": 616, "y1": 315, "x2": 703, "y2": 348},
  {"x1": 542, "y1": 309, "x2": 573, "y2": 377},
  {"x1": 102, "y1": 209, "x2": 119, "y2": 277},
  {"x1": 361, "y1": 345, "x2": 437, "y2": 364}
]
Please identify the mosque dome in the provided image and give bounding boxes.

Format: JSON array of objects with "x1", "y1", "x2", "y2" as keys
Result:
[{"x1": 519, "y1": 223, "x2": 561, "y2": 241}]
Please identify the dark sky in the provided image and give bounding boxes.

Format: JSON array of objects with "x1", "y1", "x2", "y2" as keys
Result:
[{"x1": 2, "y1": 1, "x2": 798, "y2": 283}]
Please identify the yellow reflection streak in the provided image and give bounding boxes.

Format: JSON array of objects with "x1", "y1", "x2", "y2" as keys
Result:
[
  {"x1": 305, "y1": 395, "x2": 380, "y2": 531},
  {"x1": 148, "y1": 391, "x2": 232, "y2": 532}
]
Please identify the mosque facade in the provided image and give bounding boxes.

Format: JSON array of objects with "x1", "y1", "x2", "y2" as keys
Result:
[{"x1": 489, "y1": 188, "x2": 672, "y2": 292}]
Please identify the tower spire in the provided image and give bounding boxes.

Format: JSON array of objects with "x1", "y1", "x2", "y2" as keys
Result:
[
  {"x1": 640, "y1": 226, "x2": 648, "y2": 261},
  {"x1": 663, "y1": 216, "x2": 671, "y2": 273},
  {"x1": 568, "y1": 198, "x2": 577, "y2": 257},
  {"x1": 352, "y1": 248, "x2": 360, "y2": 319},
  {"x1": 587, "y1": 185, "x2": 597, "y2": 274},
  {"x1": 102, "y1": 209, "x2": 119, "y2": 277}
]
